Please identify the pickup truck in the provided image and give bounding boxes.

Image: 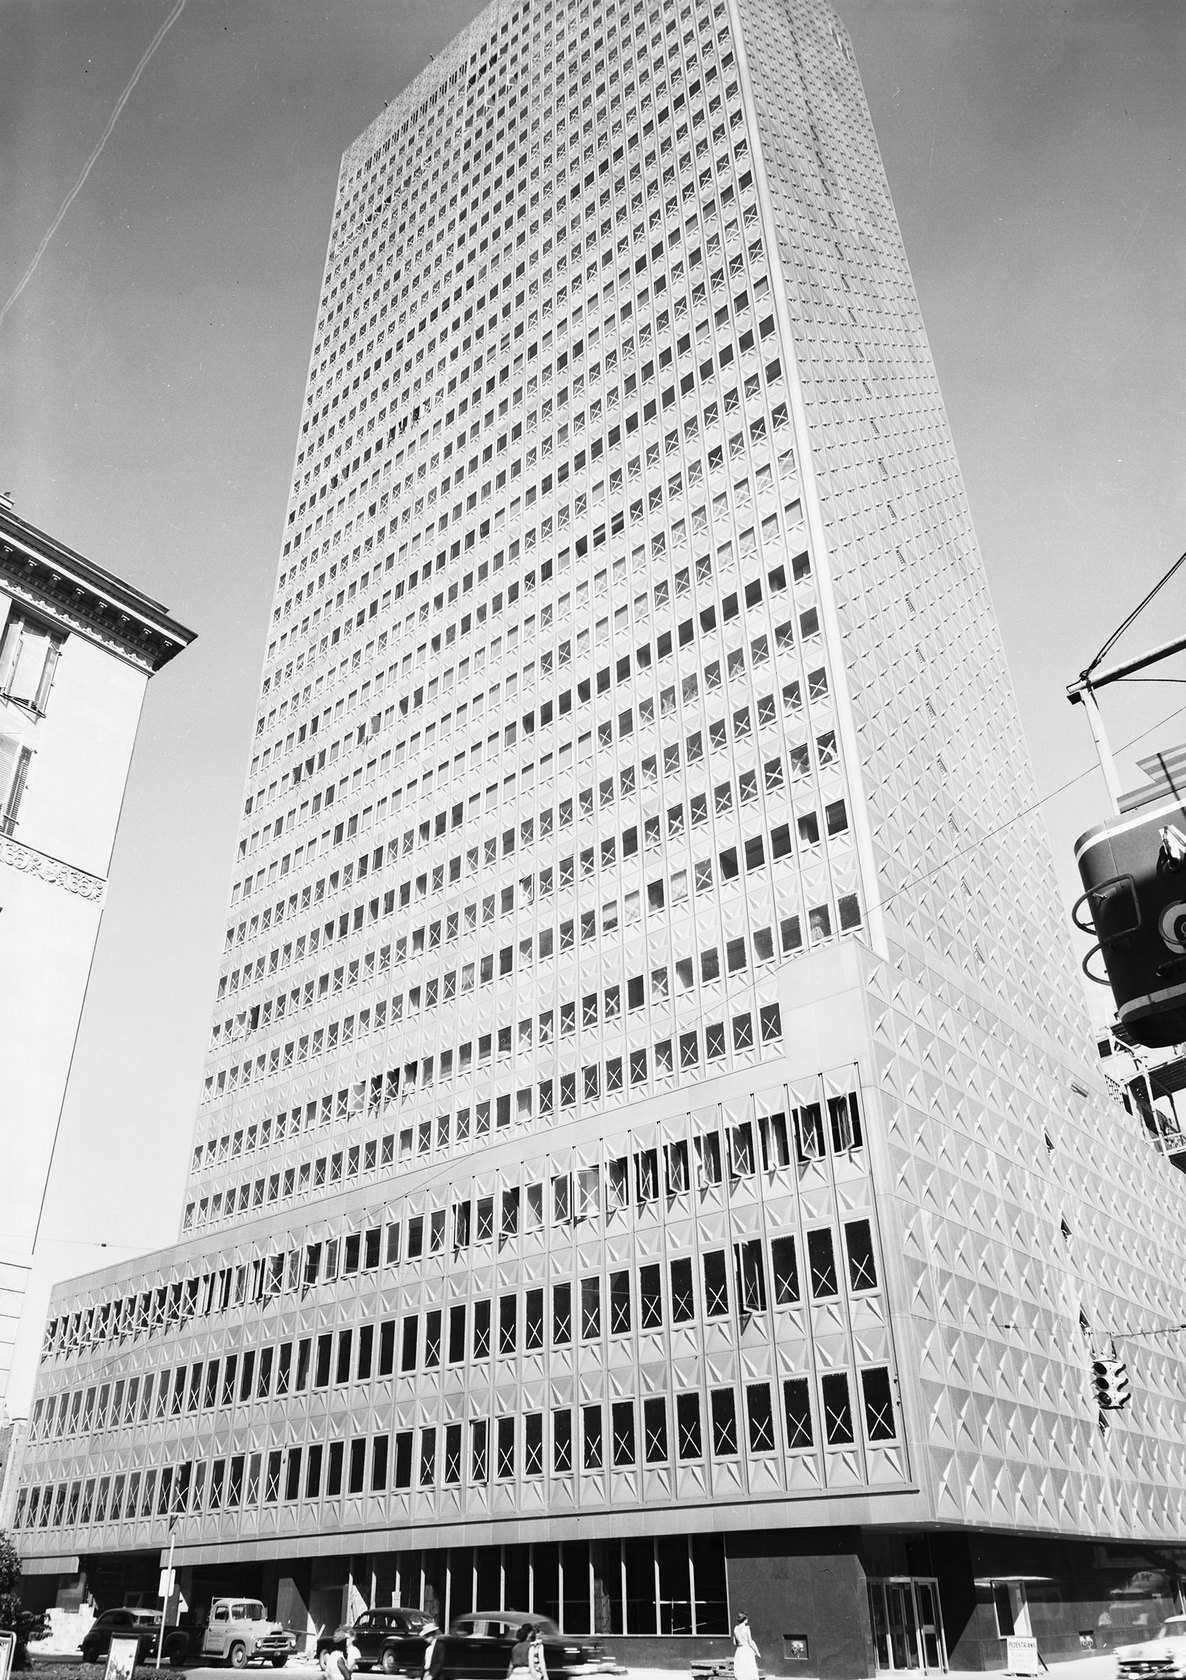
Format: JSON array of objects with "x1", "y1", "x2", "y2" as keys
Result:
[
  {"x1": 162, "y1": 1598, "x2": 295, "y2": 1668},
  {"x1": 1115, "y1": 1614, "x2": 1186, "y2": 1680}
]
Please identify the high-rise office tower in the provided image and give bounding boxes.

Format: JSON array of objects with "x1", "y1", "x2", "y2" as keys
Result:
[{"x1": 14, "y1": 0, "x2": 1186, "y2": 1673}]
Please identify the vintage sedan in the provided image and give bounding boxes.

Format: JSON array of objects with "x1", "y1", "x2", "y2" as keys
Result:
[
  {"x1": 438, "y1": 1612, "x2": 607, "y2": 1680},
  {"x1": 80, "y1": 1608, "x2": 166, "y2": 1665},
  {"x1": 317, "y1": 1607, "x2": 438, "y2": 1674}
]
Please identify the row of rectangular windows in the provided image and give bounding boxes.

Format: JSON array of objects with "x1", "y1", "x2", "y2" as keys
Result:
[
  {"x1": 292, "y1": 248, "x2": 770, "y2": 671},
  {"x1": 243, "y1": 486, "x2": 808, "y2": 913},
  {"x1": 205, "y1": 905, "x2": 815, "y2": 1143},
  {"x1": 274, "y1": 211, "x2": 763, "y2": 734},
  {"x1": 36, "y1": 1216, "x2": 879, "y2": 1442},
  {"x1": 213, "y1": 769, "x2": 843, "y2": 1095},
  {"x1": 210, "y1": 747, "x2": 840, "y2": 1093},
  {"x1": 313, "y1": 40, "x2": 743, "y2": 417},
  {"x1": 265, "y1": 452, "x2": 790, "y2": 804},
  {"x1": 280, "y1": 86, "x2": 756, "y2": 679},
  {"x1": 190, "y1": 1000, "x2": 787, "y2": 1226},
  {"x1": 297, "y1": 236, "x2": 767, "y2": 568},
  {"x1": 235, "y1": 543, "x2": 822, "y2": 969},
  {"x1": 195, "y1": 1089, "x2": 861, "y2": 1203},
  {"x1": 302, "y1": 56, "x2": 747, "y2": 532},
  {"x1": 47, "y1": 1088, "x2": 863, "y2": 1361},
  {"x1": 220, "y1": 719, "x2": 831, "y2": 1042},
  {"x1": 258, "y1": 318, "x2": 790, "y2": 838},
  {"x1": 16, "y1": 1363, "x2": 897, "y2": 1533},
  {"x1": 230, "y1": 614, "x2": 825, "y2": 1008}
]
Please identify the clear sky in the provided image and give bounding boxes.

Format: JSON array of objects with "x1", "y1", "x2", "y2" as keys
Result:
[{"x1": 1, "y1": 0, "x2": 1183, "y2": 1414}]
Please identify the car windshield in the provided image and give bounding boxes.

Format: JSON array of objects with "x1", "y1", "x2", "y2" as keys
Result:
[
  {"x1": 234, "y1": 1604, "x2": 267, "y2": 1622},
  {"x1": 1159, "y1": 1622, "x2": 1186, "y2": 1640}
]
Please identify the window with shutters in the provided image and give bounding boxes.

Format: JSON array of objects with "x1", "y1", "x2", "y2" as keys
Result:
[
  {"x1": 0, "y1": 609, "x2": 62, "y2": 715},
  {"x1": 0, "y1": 735, "x2": 33, "y2": 836}
]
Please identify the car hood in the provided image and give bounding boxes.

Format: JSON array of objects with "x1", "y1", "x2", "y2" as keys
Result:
[{"x1": 1116, "y1": 1639, "x2": 1186, "y2": 1661}]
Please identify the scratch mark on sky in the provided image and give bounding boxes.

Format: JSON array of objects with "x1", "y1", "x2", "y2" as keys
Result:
[{"x1": 1, "y1": 0, "x2": 186, "y2": 330}]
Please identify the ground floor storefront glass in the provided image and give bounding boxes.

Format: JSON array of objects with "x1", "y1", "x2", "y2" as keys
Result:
[{"x1": 349, "y1": 1534, "x2": 728, "y2": 1636}]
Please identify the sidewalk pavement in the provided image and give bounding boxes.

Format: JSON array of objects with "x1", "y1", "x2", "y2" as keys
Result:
[{"x1": 610, "y1": 1660, "x2": 1116, "y2": 1680}]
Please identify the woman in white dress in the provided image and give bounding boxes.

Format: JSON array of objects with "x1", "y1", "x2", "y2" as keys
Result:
[{"x1": 733, "y1": 1614, "x2": 760, "y2": 1680}]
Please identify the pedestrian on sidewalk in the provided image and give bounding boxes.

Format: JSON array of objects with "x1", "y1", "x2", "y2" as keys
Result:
[{"x1": 732, "y1": 1613, "x2": 760, "y2": 1680}]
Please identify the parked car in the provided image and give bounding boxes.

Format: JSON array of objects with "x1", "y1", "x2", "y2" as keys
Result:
[
  {"x1": 440, "y1": 1612, "x2": 606, "y2": 1680},
  {"x1": 80, "y1": 1608, "x2": 167, "y2": 1665},
  {"x1": 317, "y1": 1607, "x2": 437, "y2": 1673},
  {"x1": 1116, "y1": 1614, "x2": 1186, "y2": 1680}
]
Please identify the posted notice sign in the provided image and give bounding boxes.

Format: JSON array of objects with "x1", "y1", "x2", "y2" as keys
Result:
[{"x1": 1007, "y1": 1637, "x2": 1040, "y2": 1674}]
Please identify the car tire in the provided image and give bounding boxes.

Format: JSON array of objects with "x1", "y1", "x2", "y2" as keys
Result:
[
  {"x1": 81, "y1": 1647, "x2": 98, "y2": 1665},
  {"x1": 380, "y1": 1650, "x2": 400, "y2": 1676},
  {"x1": 228, "y1": 1642, "x2": 249, "y2": 1669}
]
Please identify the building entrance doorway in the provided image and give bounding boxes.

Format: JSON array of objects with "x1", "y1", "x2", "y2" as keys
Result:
[{"x1": 868, "y1": 1578, "x2": 947, "y2": 1673}]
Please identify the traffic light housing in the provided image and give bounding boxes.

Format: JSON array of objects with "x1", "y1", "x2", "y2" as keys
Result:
[
  {"x1": 1092, "y1": 1357, "x2": 1132, "y2": 1411},
  {"x1": 1074, "y1": 800, "x2": 1186, "y2": 1047}
]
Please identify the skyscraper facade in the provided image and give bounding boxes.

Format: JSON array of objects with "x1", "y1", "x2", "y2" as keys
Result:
[{"x1": 14, "y1": 0, "x2": 1186, "y2": 1673}]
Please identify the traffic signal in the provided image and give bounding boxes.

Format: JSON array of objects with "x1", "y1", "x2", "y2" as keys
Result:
[{"x1": 1092, "y1": 1357, "x2": 1132, "y2": 1411}]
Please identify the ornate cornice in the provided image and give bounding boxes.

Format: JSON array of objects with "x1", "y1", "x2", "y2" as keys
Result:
[
  {"x1": 0, "y1": 507, "x2": 194, "y2": 675},
  {"x1": 0, "y1": 834, "x2": 106, "y2": 903}
]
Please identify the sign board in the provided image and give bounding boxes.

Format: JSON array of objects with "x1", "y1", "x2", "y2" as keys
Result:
[
  {"x1": 159, "y1": 1568, "x2": 176, "y2": 1600},
  {"x1": 1007, "y1": 1636, "x2": 1040, "y2": 1675},
  {"x1": 104, "y1": 1632, "x2": 142, "y2": 1680},
  {"x1": 0, "y1": 1629, "x2": 16, "y2": 1680}
]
